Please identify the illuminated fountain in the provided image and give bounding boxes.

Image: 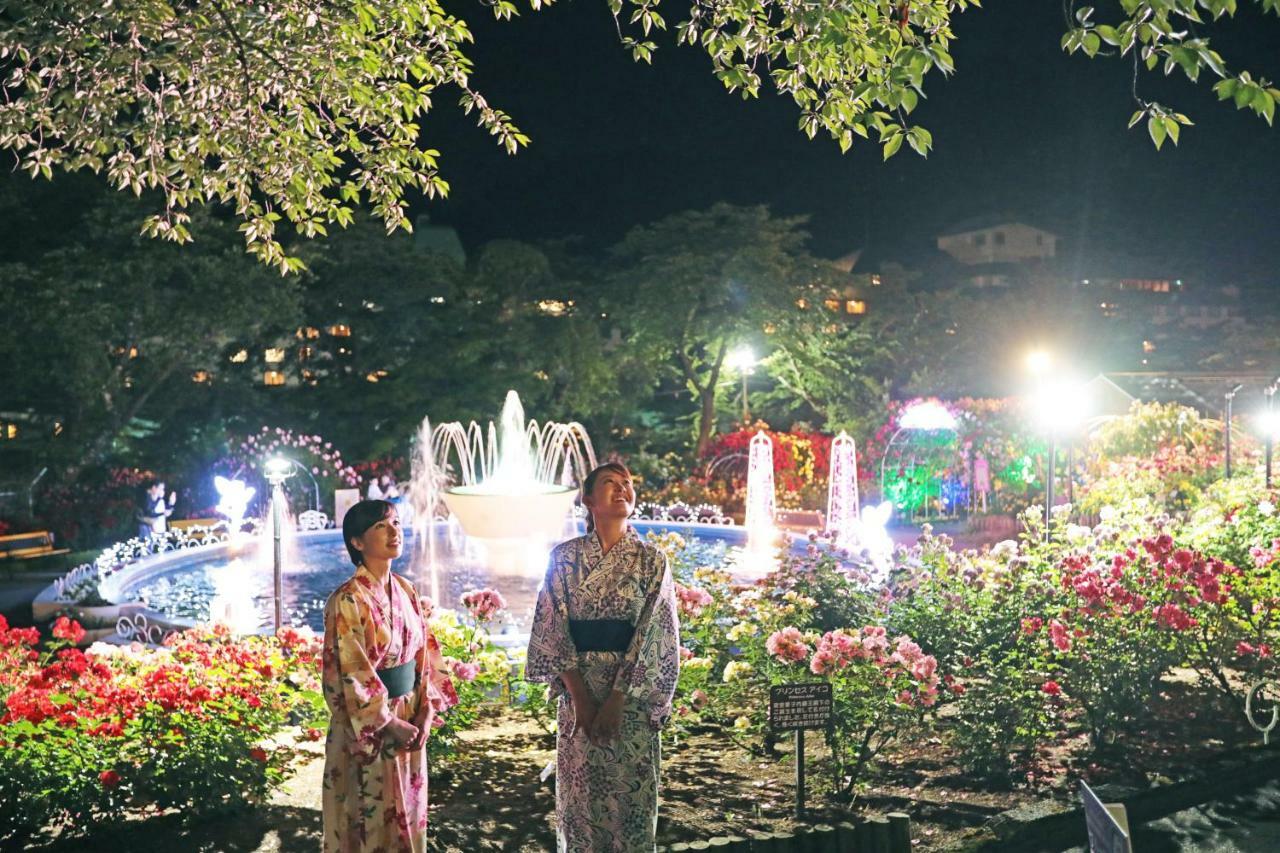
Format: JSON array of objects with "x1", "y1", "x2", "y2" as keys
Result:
[
  {"x1": 826, "y1": 432, "x2": 861, "y2": 552},
  {"x1": 408, "y1": 391, "x2": 597, "y2": 597}
]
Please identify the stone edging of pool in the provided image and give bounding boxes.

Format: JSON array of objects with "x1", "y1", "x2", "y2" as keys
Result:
[{"x1": 953, "y1": 743, "x2": 1280, "y2": 851}]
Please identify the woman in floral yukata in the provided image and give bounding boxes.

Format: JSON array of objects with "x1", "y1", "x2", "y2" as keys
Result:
[
  {"x1": 321, "y1": 499, "x2": 457, "y2": 852},
  {"x1": 526, "y1": 462, "x2": 681, "y2": 852}
]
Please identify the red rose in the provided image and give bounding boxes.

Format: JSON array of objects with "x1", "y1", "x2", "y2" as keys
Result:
[
  {"x1": 249, "y1": 747, "x2": 269, "y2": 762},
  {"x1": 99, "y1": 769, "x2": 122, "y2": 788},
  {"x1": 1042, "y1": 680, "x2": 1062, "y2": 696}
]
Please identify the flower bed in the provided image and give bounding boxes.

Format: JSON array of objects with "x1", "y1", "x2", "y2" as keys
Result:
[{"x1": 0, "y1": 619, "x2": 324, "y2": 846}]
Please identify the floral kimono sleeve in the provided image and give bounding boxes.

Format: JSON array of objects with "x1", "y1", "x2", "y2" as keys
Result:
[
  {"x1": 330, "y1": 589, "x2": 396, "y2": 750},
  {"x1": 613, "y1": 549, "x2": 680, "y2": 727},
  {"x1": 525, "y1": 550, "x2": 578, "y2": 692},
  {"x1": 411, "y1": 587, "x2": 458, "y2": 722}
]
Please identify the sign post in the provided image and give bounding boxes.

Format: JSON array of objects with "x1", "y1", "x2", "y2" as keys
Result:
[
  {"x1": 769, "y1": 682, "x2": 833, "y2": 820},
  {"x1": 1079, "y1": 780, "x2": 1132, "y2": 853}
]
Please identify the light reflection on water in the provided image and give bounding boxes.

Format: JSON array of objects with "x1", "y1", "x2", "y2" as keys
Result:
[{"x1": 121, "y1": 522, "x2": 747, "y2": 634}]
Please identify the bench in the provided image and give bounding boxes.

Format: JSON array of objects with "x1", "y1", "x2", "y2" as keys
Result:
[
  {"x1": 0, "y1": 530, "x2": 71, "y2": 561},
  {"x1": 775, "y1": 509, "x2": 825, "y2": 532},
  {"x1": 169, "y1": 518, "x2": 224, "y2": 542}
]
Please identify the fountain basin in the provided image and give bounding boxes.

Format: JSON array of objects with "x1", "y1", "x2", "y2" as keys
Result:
[{"x1": 442, "y1": 485, "x2": 578, "y2": 541}]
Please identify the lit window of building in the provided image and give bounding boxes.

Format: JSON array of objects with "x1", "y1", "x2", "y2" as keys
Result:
[
  {"x1": 870, "y1": 274, "x2": 882, "y2": 287},
  {"x1": 301, "y1": 369, "x2": 317, "y2": 385},
  {"x1": 297, "y1": 326, "x2": 321, "y2": 340},
  {"x1": 537, "y1": 300, "x2": 568, "y2": 316},
  {"x1": 264, "y1": 347, "x2": 286, "y2": 364},
  {"x1": 3, "y1": 423, "x2": 17, "y2": 440},
  {"x1": 230, "y1": 349, "x2": 249, "y2": 363},
  {"x1": 365, "y1": 369, "x2": 389, "y2": 383},
  {"x1": 299, "y1": 346, "x2": 314, "y2": 361},
  {"x1": 823, "y1": 298, "x2": 841, "y2": 312},
  {"x1": 264, "y1": 371, "x2": 286, "y2": 386},
  {"x1": 328, "y1": 324, "x2": 352, "y2": 337},
  {"x1": 191, "y1": 370, "x2": 211, "y2": 384},
  {"x1": 430, "y1": 296, "x2": 446, "y2": 305},
  {"x1": 1142, "y1": 340, "x2": 1156, "y2": 353},
  {"x1": 846, "y1": 300, "x2": 867, "y2": 315}
]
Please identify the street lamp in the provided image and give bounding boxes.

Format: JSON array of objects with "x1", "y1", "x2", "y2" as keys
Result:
[
  {"x1": 1030, "y1": 378, "x2": 1090, "y2": 536},
  {"x1": 1025, "y1": 348, "x2": 1052, "y2": 376},
  {"x1": 264, "y1": 456, "x2": 294, "y2": 633},
  {"x1": 727, "y1": 346, "x2": 758, "y2": 424},
  {"x1": 1225, "y1": 384, "x2": 1244, "y2": 479},
  {"x1": 1260, "y1": 386, "x2": 1280, "y2": 488}
]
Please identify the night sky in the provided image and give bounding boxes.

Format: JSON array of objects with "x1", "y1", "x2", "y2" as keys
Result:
[{"x1": 416, "y1": 0, "x2": 1280, "y2": 281}]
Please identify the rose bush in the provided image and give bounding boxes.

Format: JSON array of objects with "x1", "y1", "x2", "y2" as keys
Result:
[{"x1": 0, "y1": 619, "x2": 323, "y2": 845}]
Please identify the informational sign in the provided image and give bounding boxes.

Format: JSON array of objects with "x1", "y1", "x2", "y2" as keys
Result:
[
  {"x1": 770, "y1": 682, "x2": 833, "y2": 820},
  {"x1": 1080, "y1": 780, "x2": 1132, "y2": 853},
  {"x1": 769, "y1": 682, "x2": 833, "y2": 732}
]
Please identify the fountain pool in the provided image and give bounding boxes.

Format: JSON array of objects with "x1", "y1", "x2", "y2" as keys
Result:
[{"x1": 114, "y1": 520, "x2": 805, "y2": 637}]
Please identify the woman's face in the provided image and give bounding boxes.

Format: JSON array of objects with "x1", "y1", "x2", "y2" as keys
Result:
[
  {"x1": 351, "y1": 510, "x2": 403, "y2": 563},
  {"x1": 584, "y1": 470, "x2": 635, "y2": 524}
]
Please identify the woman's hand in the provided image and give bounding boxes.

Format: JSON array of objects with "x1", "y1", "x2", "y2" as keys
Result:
[
  {"x1": 590, "y1": 690, "x2": 625, "y2": 745},
  {"x1": 382, "y1": 716, "x2": 419, "y2": 750},
  {"x1": 406, "y1": 708, "x2": 435, "y2": 752},
  {"x1": 573, "y1": 694, "x2": 599, "y2": 739}
]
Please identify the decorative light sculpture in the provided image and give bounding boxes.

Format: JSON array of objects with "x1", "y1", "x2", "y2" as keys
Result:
[{"x1": 826, "y1": 432, "x2": 861, "y2": 552}]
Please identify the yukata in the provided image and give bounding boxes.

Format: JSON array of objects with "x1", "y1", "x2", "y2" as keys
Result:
[
  {"x1": 321, "y1": 566, "x2": 457, "y2": 853},
  {"x1": 526, "y1": 527, "x2": 681, "y2": 853}
]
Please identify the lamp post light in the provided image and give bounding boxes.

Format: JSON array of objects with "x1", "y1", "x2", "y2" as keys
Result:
[
  {"x1": 1225, "y1": 384, "x2": 1243, "y2": 479},
  {"x1": 727, "y1": 346, "x2": 758, "y2": 425},
  {"x1": 1261, "y1": 385, "x2": 1280, "y2": 489},
  {"x1": 1031, "y1": 378, "x2": 1089, "y2": 539},
  {"x1": 264, "y1": 456, "x2": 294, "y2": 633}
]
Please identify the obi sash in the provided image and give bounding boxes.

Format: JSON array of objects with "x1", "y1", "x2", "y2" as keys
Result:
[
  {"x1": 376, "y1": 660, "x2": 418, "y2": 699},
  {"x1": 569, "y1": 619, "x2": 635, "y2": 653}
]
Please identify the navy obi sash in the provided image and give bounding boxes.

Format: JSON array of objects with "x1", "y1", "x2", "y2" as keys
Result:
[
  {"x1": 569, "y1": 619, "x2": 635, "y2": 653},
  {"x1": 376, "y1": 660, "x2": 418, "y2": 698}
]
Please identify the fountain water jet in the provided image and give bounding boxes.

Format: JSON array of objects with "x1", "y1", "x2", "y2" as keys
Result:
[{"x1": 408, "y1": 391, "x2": 597, "y2": 585}]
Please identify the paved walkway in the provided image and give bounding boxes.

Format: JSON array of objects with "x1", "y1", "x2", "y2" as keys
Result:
[{"x1": 0, "y1": 567, "x2": 62, "y2": 627}]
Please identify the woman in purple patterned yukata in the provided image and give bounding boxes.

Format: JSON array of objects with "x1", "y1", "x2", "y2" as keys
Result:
[
  {"x1": 320, "y1": 500, "x2": 457, "y2": 852},
  {"x1": 526, "y1": 462, "x2": 681, "y2": 853}
]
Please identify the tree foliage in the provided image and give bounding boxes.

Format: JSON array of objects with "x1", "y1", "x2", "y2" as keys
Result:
[{"x1": 2, "y1": 1, "x2": 1275, "y2": 271}]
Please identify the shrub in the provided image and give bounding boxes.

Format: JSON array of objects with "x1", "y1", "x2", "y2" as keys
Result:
[{"x1": 0, "y1": 619, "x2": 323, "y2": 845}]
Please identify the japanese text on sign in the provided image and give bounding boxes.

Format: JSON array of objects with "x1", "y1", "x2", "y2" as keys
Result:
[{"x1": 769, "y1": 682, "x2": 833, "y2": 731}]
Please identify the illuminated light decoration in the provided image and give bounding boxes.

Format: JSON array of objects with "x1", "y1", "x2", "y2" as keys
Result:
[
  {"x1": 851, "y1": 501, "x2": 894, "y2": 578},
  {"x1": 264, "y1": 347, "x2": 285, "y2": 363},
  {"x1": 880, "y1": 400, "x2": 960, "y2": 517},
  {"x1": 263, "y1": 370, "x2": 285, "y2": 386},
  {"x1": 327, "y1": 324, "x2": 352, "y2": 337},
  {"x1": 537, "y1": 300, "x2": 568, "y2": 316},
  {"x1": 430, "y1": 296, "x2": 446, "y2": 304},
  {"x1": 826, "y1": 432, "x2": 861, "y2": 552},
  {"x1": 736, "y1": 431, "x2": 780, "y2": 578},
  {"x1": 214, "y1": 476, "x2": 256, "y2": 535},
  {"x1": 898, "y1": 400, "x2": 958, "y2": 431},
  {"x1": 191, "y1": 370, "x2": 211, "y2": 384}
]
